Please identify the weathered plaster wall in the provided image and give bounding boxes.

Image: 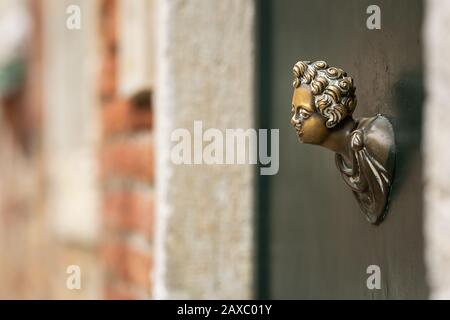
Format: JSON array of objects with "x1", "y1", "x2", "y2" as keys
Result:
[
  {"x1": 424, "y1": 0, "x2": 450, "y2": 300},
  {"x1": 154, "y1": 0, "x2": 256, "y2": 299}
]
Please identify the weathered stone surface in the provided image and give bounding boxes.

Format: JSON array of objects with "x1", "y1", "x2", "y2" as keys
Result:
[{"x1": 154, "y1": 0, "x2": 255, "y2": 299}]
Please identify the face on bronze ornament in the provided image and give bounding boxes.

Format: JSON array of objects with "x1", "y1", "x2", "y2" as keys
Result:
[{"x1": 291, "y1": 85, "x2": 330, "y2": 145}]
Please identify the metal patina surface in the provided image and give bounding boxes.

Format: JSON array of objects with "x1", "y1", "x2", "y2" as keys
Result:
[{"x1": 290, "y1": 60, "x2": 395, "y2": 224}]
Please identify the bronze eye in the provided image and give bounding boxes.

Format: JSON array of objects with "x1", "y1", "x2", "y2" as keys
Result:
[{"x1": 300, "y1": 108, "x2": 311, "y2": 119}]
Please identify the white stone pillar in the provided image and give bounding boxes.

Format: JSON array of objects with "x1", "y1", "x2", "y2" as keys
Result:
[
  {"x1": 42, "y1": 0, "x2": 100, "y2": 245},
  {"x1": 424, "y1": 0, "x2": 450, "y2": 300},
  {"x1": 154, "y1": 0, "x2": 256, "y2": 299}
]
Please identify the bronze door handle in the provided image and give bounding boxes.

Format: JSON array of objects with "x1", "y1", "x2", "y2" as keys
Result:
[{"x1": 290, "y1": 60, "x2": 396, "y2": 225}]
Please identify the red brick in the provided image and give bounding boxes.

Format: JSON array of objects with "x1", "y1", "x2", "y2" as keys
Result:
[
  {"x1": 98, "y1": 0, "x2": 117, "y2": 101},
  {"x1": 100, "y1": 0, "x2": 117, "y2": 49},
  {"x1": 104, "y1": 284, "x2": 139, "y2": 300},
  {"x1": 98, "y1": 0, "x2": 154, "y2": 299},
  {"x1": 98, "y1": 52, "x2": 117, "y2": 101},
  {"x1": 101, "y1": 242, "x2": 127, "y2": 277},
  {"x1": 125, "y1": 246, "x2": 152, "y2": 292},
  {"x1": 103, "y1": 190, "x2": 154, "y2": 238},
  {"x1": 102, "y1": 95, "x2": 153, "y2": 137},
  {"x1": 101, "y1": 242, "x2": 152, "y2": 292},
  {"x1": 101, "y1": 138, "x2": 154, "y2": 183}
]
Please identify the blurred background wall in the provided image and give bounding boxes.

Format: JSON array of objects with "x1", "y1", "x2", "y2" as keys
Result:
[
  {"x1": 42, "y1": 0, "x2": 101, "y2": 299},
  {"x1": 0, "y1": 0, "x2": 48, "y2": 299},
  {"x1": 0, "y1": 0, "x2": 155, "y2": 299},
  {"x1": 98, "y1": 0, "x2": 154, "y2": 299}
]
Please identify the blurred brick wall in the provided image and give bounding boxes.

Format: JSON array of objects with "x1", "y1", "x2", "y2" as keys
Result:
[
  {"x1": 0, "y1": 0, "x2": 154, "y2": 299},
  {"x1": 98, "y1": 0, "x2": 154, "y2": 299}
]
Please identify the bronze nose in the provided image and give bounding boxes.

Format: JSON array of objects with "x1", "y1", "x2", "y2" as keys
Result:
[{"x1": 291, "y1": 114, "x2": 300, "y2": 126}]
